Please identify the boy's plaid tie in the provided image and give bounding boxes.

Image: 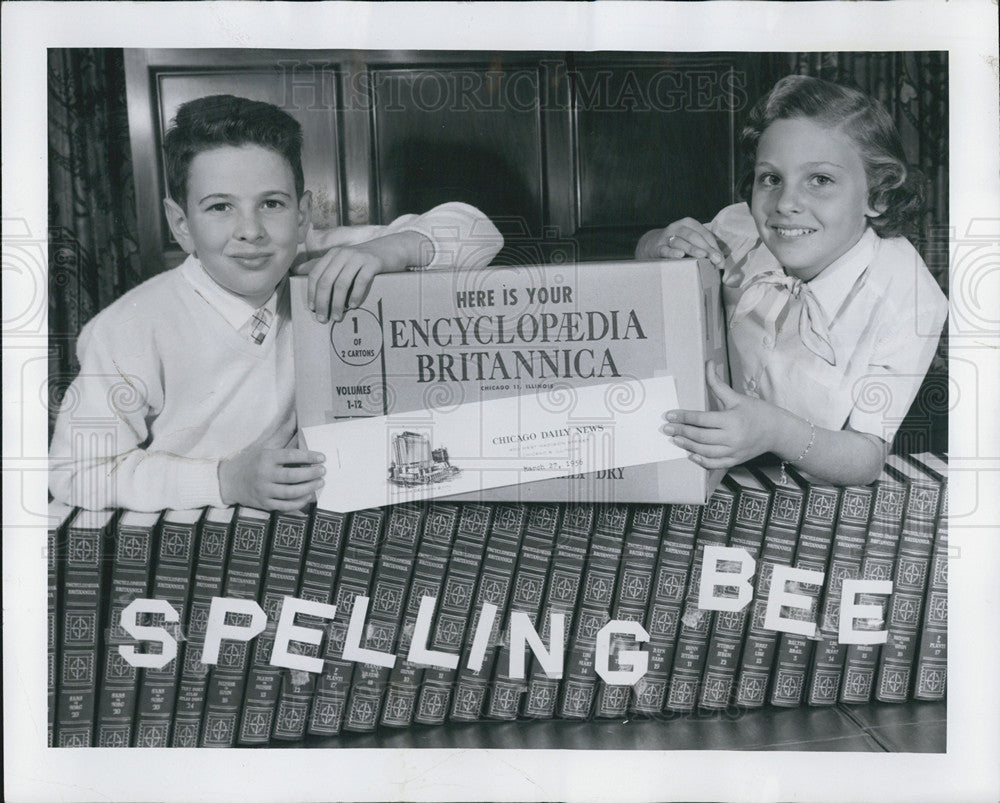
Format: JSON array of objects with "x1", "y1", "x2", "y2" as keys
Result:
[{"x1": 247, "y1": 307, "x2": 272, "y2": 345}]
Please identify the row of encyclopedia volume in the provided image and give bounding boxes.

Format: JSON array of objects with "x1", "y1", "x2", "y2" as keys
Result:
[{"x1": 47, "y1": 452, "x2": 948, "y2": 747}]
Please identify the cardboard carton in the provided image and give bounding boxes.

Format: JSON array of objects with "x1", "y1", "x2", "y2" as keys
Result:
[{"x1": 291, "y1": 259, "x2": 728, "y2": 509}]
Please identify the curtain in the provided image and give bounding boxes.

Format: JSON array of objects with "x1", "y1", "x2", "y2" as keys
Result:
[
  {"x1": 48, "y1": 49, "x2": 143, "y2": 433},
  {"x1": 785, "y1": 52, "x2": 949, "y2": 290}
]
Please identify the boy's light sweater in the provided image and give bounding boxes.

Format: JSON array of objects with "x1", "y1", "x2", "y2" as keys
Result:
[{"x1": 49, "y1": 203, "x2": 503, "y2": 511}]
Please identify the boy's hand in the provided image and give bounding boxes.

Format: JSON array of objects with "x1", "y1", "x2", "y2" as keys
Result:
[
  {"x1": 219, "y1": 446, "x2": 326, "y2": 512},
  {"x1": 305, "y1": 232, "x2": 430, "y2": 323},
  {"x1": 661, "y1": 361, "x2": 779, "y2": 469},
  {"x1": 635, "y1": 217, "x2": 726, "y2": 267}
]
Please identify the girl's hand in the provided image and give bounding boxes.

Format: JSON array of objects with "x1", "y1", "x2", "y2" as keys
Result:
[
  {"x1": 635, "y1": 217, "x2": 726, "y2": 267},
  {"x1": 661, "y1": 361, "x2": 780, "y2": 469}
]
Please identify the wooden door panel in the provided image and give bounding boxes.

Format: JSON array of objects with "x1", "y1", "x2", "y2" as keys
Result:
[
  {"x1": 371, "y1": 63, "x2": 549, "y2": 266},
  {"x1": 127, "y1": 50, "x2": 750, "y2": 274},
  {"x1": 571, "y1": 55, "x2": 742, "y2": 260}
]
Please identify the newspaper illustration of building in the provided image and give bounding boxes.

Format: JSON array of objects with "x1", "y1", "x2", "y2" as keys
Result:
[{"x1": 388, "y1": 432, "x2": 461, "y2": 487}]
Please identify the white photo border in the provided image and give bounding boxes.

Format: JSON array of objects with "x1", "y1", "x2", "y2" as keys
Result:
[{"x1": 3, "y1": 2, "x2": 998, "y2": 801}]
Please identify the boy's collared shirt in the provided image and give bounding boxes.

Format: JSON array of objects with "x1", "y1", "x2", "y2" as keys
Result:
[
  {"x1": 708, "y1": 203, "x2": 947, "y2": 443},
  {"x1": 180, "y1": 256, "x2": 281, "y2": 342}
]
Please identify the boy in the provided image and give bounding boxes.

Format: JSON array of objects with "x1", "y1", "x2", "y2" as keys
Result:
[{"x1": 49, "y1": 95, "x2": 503, "y2": 512}]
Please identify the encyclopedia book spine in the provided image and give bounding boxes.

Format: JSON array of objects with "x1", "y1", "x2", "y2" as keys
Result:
[
  {"x1": 521, "y1": 504, "x2": 594, "y2": 720},
  {"x1": 307, "y1": 507, "x2": 387, "y2": 737},
  {"x1": 449, "y1": 503, "x2": 530, "y2": 722},
  {"x1": 132, "y1": 508, "x2": 202, "y2": 747},
  {"x1": 874, "y1": 455, "x2": 942, "y2": 703},
  {"x1": 168, "y1": 507, "x2": 234, "y2": 747},
  {"x1": 200, "y1": 506, "x2": 272, "y2": 747},
  {"x1": 666, "y1": 483, "x2": 737, "y2": 712},
  {"x1": 594, "y1": 506, "x2": 662, "y2": 718},
  {"x1": 47, "y1": 501, "x2": 75, "y2": 747},
  {"x1": 699, "y1": 469, "x2": 771, "y2": 710},
  {"x1": 839, "y1": 470, "x2": 909, "y2": 704},
  {"x1": 56, "y1": 455, "x2": 946, "y2": 747},
  {"x1": 559, "y1": 504, "x2": 631, "y2": 719},
  {"x1": 769, "y1": 470, "x2": 837, "y2": 708},
  {"x1": 905, "y1": 452, "x2": 949, "y2": 702},
  {"x1": 271, "y1": 507, "x2": 348, "y2": 740},
  {"x1": 380, "y1": 503, "x2": 460, "y2": 728},
  {"x1": 413, "y1": 504, "x2": 494, "y2": 726},
  {"x1": 96, "y1": 511, "x2": 161, "y2": 746},
  {"x1": 56, "y1": 508, "x2": 114, "y2": 747},
  {"x1": 486, "y1": 503, "x2": 562, "y2": 720},
  {"x1": 805, "y1": 484, "x2": 873, "y2": 706},
  {"x1": 238, "y1": 508, "x2": 310, "y2": 744},
  {"x1": 734, "y1": 466, "x2": 805, "y2": 708},
  {"x1": 343, "y1": 504, "x2": 426, "y2": 732},
  {"x1": 630, "y1": 504, "x2": 699, "y2": 715}
]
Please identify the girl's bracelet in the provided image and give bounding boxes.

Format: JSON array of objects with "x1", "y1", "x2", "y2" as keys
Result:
[{"x1": 780, "y1": 420, "x2": 816, "y2": 485}]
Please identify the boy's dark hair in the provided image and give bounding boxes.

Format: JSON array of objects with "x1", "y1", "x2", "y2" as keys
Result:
[
  {"x1": 163, "y1": 95, "x2": 305, "y2": 207},
  {"x1": 737, "y1": 75, "x2": 925, "y2": 240}
]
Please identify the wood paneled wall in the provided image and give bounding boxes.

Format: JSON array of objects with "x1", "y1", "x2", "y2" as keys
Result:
[{"x1": 125, "y1": 49, "x2": 776, "y2": 277}]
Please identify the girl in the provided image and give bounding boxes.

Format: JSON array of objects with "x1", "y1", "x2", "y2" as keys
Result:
[{"x1": 635, "y1": 75, "x2": 947, "y2": 486}]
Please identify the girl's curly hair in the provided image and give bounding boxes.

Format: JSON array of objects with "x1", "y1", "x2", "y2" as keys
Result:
[{"x1": 737, "y1": 75, "x2": 925, "y2": 241}]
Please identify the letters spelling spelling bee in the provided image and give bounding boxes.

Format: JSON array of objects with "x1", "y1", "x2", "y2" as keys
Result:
[{"x1": 118, "y1": 545, "x2": 894, "y2": 685}]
